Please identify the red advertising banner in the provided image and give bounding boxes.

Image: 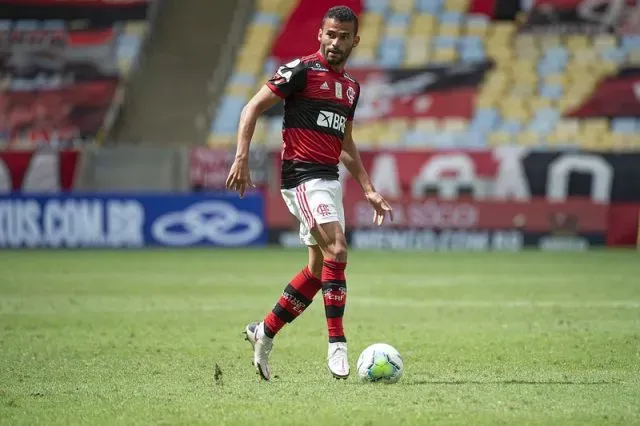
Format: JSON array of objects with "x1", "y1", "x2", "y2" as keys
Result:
[
  {"x1": 567, "y1": 68, "x2": 640, "y2": 117},
  {"x1": 1, "y1": 80, "x2": 119, "y2": 144},
  {"x1": 0, "y1": 150, "x2": 79, "y2": 192}
]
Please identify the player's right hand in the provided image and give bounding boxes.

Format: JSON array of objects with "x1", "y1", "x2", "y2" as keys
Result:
[{"x1": 225, "y1": 158, "x2": 255, "y2": 198}]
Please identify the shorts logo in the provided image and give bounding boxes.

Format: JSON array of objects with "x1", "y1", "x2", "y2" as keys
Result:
[
  {"x1": 317, "y1": 204, "x2": 331, "y2": 217},
  {"x1": 316, "y1": 110, "x2": 346, "y2": 133}
]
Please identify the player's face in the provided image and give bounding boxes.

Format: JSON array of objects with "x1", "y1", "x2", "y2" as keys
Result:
[{"x1": 318, "y1": 18, "x2": 360, "y2": 67}]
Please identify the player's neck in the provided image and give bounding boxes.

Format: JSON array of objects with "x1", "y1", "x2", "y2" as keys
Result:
[{"x1": 317, "y1": 51, "x2": 345, "y2": 74}]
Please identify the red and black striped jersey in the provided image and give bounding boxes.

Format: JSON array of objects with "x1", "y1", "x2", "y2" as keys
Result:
[{"x1": 266, "y1": 51, "x2": 361, "y2": 189}]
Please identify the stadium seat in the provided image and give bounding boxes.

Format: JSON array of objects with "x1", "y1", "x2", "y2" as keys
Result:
[
  {"x1": 390, "y1": 0, "x2": 415, "y2": 14},
  {"x1": 465, "y1": 14, "x2": 489, "y2": 37},
  {"x1": 612, "y1": 118, "x2": 638, "y2": 134},
  {"x1": 416, "y1": 0, "x2": 444, "y2": 13},
  {"x1": 365, "y1": 0, "x2": 390, "y2": 14}
]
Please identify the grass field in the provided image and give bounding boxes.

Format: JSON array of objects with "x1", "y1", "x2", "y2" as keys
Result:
[{"x1": 1, "y1": 248, "x2": 639, "y2": 425}]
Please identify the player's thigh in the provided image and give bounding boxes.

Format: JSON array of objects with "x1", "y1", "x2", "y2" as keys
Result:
[{"x1": 310, "y1": 221, "x2": 348, "y2": 259}]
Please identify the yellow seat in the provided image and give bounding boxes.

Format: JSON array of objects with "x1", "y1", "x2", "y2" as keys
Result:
[
  {"x1": 581, "y1": 119, "x2": 609, "y2": 137},
  {"x1": 554, "y1": 119, "x2": 581, "y2": 139},
  {"x1": 515, "y1": 34, "x2": 537, "y2": 50},
  {"x1": 445, "y1": 0, "x2": 469, "y2": 12},
  {"x1": 509, "y1": 84, "x2": 536, "y2": 97},
  {"x1": 439, "y1": 23, "x2": 461, "y2": 37},
  {"x1": 414, "y1": 118, "x2": 440, "y2": 133},
  {"x1": 225, "y1": 83, "x2": 252, "y2": 99},
  {"x1": 433, "y1": 47, "x2": 457, "y2": 63},
  {"x1": 385, "y1": 24, "x2": 408, "y2": 38},
  {"x1": 629, "y1": 51, "x2": 640, "y2": 65},
  {"x1": 544, "y1": 73, "x2": 568, "y2": 86},
  {"x1": 208, "y1": 134, "x2": 234, "y2": 148},
  {"x1": 593, "y1": 34, "x2": 617, "y2": 52},
  {"x1": 491, "y1": 21, "x2": 516, "y2": 38},
  {"x1": 537, "y1": 34, "x2": 562, "y2": 49},
  {"x1": 489, "y1": 131, "x2": 513, "y2": 146},
  {"x1": 442, "y1": 117, "x2": 468, "y2": 133},
  {"x1": 475, "y1": 92, "x2": 498, "y2": 108},
  {"x1": 389, "y1": 0, "x2": 414, "y2": 13},
  {"x1": 573, "y1": 48, "x2": 598, "y2": 65},
  {"x1": 528, "y1": 97, "x2": 553, "y2": 111},
  {"x1": 567, "y1": 35, "x2": 590, "y2": 51},
  {"x1": 517, "y1": 131, "x2": 543, "y2": 147}
]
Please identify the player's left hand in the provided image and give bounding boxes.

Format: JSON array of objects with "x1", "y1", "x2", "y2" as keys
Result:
[{"x1": 365, "y1": 191, "x2": 394, "y2": 226}]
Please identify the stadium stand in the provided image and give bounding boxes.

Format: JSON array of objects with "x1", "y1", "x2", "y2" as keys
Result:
[
  {"x1": 0, "y1": 4, "x2": 156, "y2": 149},
  {"x1": 209, "y1": 0, "x2": 640, "y2": 152}
]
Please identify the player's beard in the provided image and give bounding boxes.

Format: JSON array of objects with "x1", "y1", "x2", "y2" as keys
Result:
[{"x1": 325, "y1": 46, "x2": 351, "y2": 66}]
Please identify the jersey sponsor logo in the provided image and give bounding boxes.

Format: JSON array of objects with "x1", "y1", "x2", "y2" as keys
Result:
[
  {"x1": 310, "y1": 62, "x2": 329, "y2": 72},
  {"x1": 335, "y1": 82, "x2": 343, "y2": 99},
  {"x1": 317, "y1": 110, "x2": 346, "y2": 133},
  {"x1": 347, "y1": 86, "x2": 356, "y2": 105}
]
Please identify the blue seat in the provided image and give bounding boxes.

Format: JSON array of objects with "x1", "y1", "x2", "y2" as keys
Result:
[
  {"x1": 262, "y1": 57, "x2": 278, "y2": 75},
  {"x1": 498, "y1": 120, "x2": 523, "y2": 136},
  {"x1": 43, "y1": 20, "x2": 65, "y2": 30},
  {"x1": 387, "y1": 13, "x2": 410, "y2": 26},
  {"x1": 466, "y1": 14, "x2": 489, "y2": 28},
  {"x1": 539, "y1": 83, "x2": 564, "y2": 100},
  {"x1": 229, "y1": 72, "x2": 256, "y2": 86},
  {"x1": 601, "y1": 47, "x2": 626, "y2": 63},
  {"x1": 537, "y1": 60, "x2": 566, "y2": 77},
  {"x1": 0, "y1": 21, "x2": 11, "y2": 31},
  {"x1": 460, "y1": 46, "x2": 485, "y2": 62},
  {"x1": 434, "y1": 35, "x2": 457, "y2": 49},
  {"x1": 365, "y1": 0, "x2": 389, "y2": 14},
  {"x1": 471, "y1": 108, "x2": 500, "y2": 133},
  {"x1": 14, "y1": 20, "x2": 39, "y2": 30},
  {"x1": 459, "y1": 35, "x2": 484, "y2": 48},
  {"x1": 252, "y1": 11, "x2": 279, "y2": 26},
  {"x1": 612, "y1": 117, "x2": 638, "y2": 133},
  {"x1": 416, "y1": 0, "x2": 443, "y2": 13},
  {"x1": 458, "y1": 131, "x2": 488, "y2": 148},
  {"x1": 622, "y1": 35, "x2": 640, "y2": 52},
  {"x1": 440, "y1": 11, "x2": 462, "y2": 24},
  {"x1": 211, "y1": 96, "x2": 245, "y2": 134}
]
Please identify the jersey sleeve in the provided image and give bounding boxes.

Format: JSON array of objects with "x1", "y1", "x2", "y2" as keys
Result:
[
  {"x1": 347, "y1": 83, "x2": 360, "y2": 121},
  {"x1": 266, "y1": 58, "x2": 307, "y2": 99}
]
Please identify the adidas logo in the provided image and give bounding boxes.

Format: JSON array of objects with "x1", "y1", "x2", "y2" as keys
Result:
[{"x1": 320, "y1": 82, "x2": 329, "y2": 90}]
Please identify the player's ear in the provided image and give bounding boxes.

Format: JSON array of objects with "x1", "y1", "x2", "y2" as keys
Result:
[
  {"x1": 318, "y1": 28, "x2": 322, "y2": 43},
  {"x1": 353, "y1": 35, "x2": 360, "y2": 48}
]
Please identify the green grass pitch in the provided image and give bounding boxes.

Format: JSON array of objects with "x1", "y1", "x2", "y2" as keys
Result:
[{"x1": 1, "y1": 248, "x2": 639, "y2": 425}]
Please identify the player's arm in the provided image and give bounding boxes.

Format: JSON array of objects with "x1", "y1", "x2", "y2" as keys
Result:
[
  {"x1": 227, "y1": 59, "x2": 306, "y2": 197},
  {"x1": 225, "y1": 85, "x2": 281, "y2": 197},
  {"x1": 341, "y1": 121, "x2": 393, "y2": 225}
]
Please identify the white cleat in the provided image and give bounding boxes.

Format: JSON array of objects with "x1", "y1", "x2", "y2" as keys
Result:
[
  {"x1": 244, "y1": 322, "x2": 272, "y2": 381},
  {"x1": 327, "y1": 342, "x2": 350, "y2": 379}
]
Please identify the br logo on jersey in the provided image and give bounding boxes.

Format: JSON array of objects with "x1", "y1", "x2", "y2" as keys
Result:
[{"x1": 317, "y1": 110, "x2": 346, "y2": 133}]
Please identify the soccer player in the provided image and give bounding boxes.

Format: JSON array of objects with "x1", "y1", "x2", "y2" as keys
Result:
[{"x1": 225, "y1": 5, "x2": 393, "y2": 381}]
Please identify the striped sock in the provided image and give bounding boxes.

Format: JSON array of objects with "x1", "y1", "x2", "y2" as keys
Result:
[
  {"x1": 263, "y1": 266, "x2": 322, "y2": 338},
  {"x1": 321, "y1": 259, "x2": 347, "y2": 343}
]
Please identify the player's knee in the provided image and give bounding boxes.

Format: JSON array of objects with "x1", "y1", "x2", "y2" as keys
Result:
[{"x1": 325, "y1": 239, "x2": 348, "y2": 262}]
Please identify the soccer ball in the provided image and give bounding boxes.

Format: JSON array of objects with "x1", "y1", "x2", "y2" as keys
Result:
[{"x1": 356, "y1": 343, "x2": 404, "y2": 383}]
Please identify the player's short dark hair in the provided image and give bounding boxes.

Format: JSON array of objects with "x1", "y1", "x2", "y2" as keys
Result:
[{"x1": 322, "y1": 5, "x2": 359, "y2": 35}]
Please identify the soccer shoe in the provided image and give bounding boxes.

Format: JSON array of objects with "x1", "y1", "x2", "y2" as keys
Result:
[
  {"x1": 327, "y1": 342, "x2": 349, "y2": 379},
  {"x1": 244, "y1": 321, "x2": 272, "y2": 381}
]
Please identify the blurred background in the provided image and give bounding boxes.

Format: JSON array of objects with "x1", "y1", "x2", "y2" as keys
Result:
[{"x1": 0, "y1": 0, "x2": 639, "y2": 251}]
